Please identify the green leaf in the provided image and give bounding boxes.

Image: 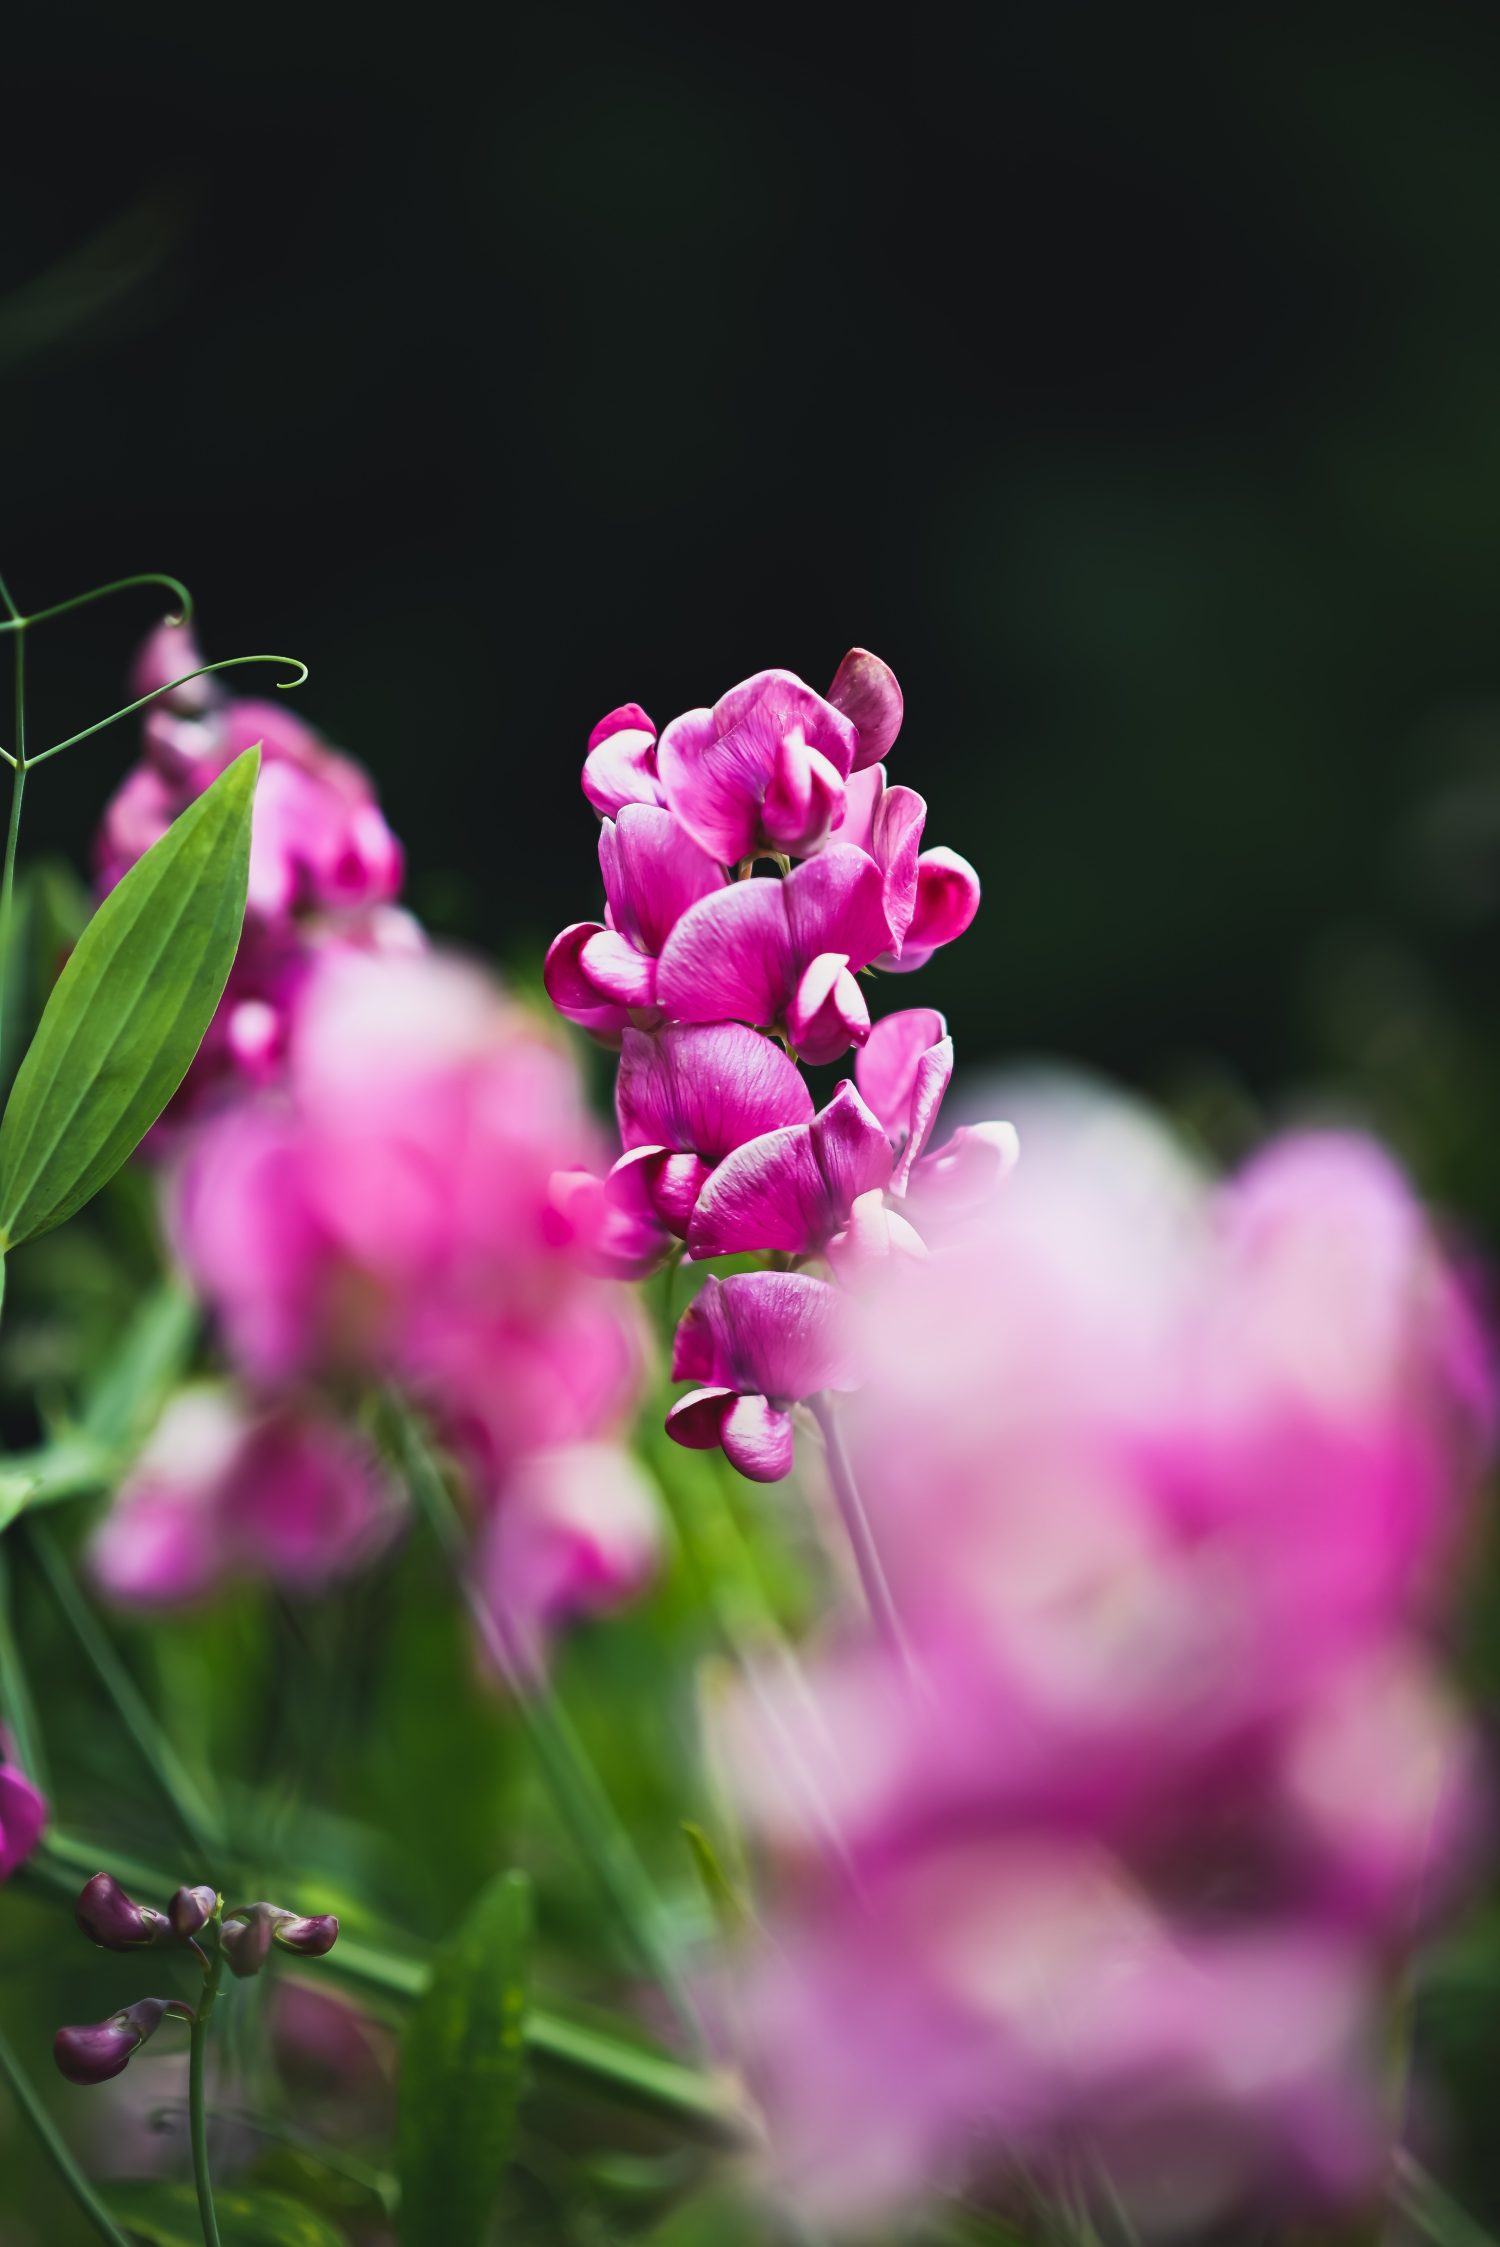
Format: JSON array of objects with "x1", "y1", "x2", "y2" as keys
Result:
[
  {"x1": 0, "y1": 746, "x2": 258, "y2": 1249},
  {"x1": 108, "y1": 2181, "x2": 348, "y2": 2246},
  {"x1": 682, "y1": 1821, "x2": 754, "y2": 1939},
  {"x1": 397, "y1": 1868, "x2": 533, "y2": 2247}
]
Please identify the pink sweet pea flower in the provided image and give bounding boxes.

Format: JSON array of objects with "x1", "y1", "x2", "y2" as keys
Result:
[
  {"x1": 476, "y1": 1442, "x2": 663, "y2": 1679},
  {"x1": 667, "y1": 1271, "x2": 856, "y2": 1481},
  {"x1": 611, "y1": 1022, "x2": 813, "y2": 1238},
  {"x1": 544, "y1": 806, "x2": 726, "y2": 1042},
  {"x1": 840, "y1": 768, "x2": 980, "y2": 970},
  {"x1": 0, "y1": 1734, "x2": 46, "y2": 1882},
  {"x1": 688, "y1": 1080, "x2": 893, "y2": 1259},
  {"x1": 658, "y1": 668, "x2": 862, "y2": 863},
  {"x1": 655, "y1": 846, "x2": 890, "y2": 1064},
  {"x1": 89, "y1": 1386, "x2": 399, "y2": 1607},
  {"x1": 581, "y1": 703, "x2": 665, "y2": 818}
]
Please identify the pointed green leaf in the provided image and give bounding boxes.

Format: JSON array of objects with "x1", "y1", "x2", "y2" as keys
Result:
[
  {"x1": 397, "y1": 1868, "x2": 532, "y2": 2247},
  {"x1": 108, "y1": 2181, "x2": 348, "y2": 2246},
  {"x1": 0, "y1": 747, "x2": 258, "y2": 1248}
]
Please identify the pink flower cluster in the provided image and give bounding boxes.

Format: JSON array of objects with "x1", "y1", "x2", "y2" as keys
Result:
[
  {"x1": 722, "y1": 1093, "x2": 1494, "y2": 2228},
  {"x1": 95, "y1": 620, "x2": 416, "y2": 1124},
  {"x1": 86, "y1": 632, "x2": 658, "y2": 1659},
  {"x1": 545, "y1": 653, "x2": 1007, "y2": 1480}
]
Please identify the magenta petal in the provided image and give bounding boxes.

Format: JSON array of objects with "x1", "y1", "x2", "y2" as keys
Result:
[
  {"x1": 912, "y1": 1119, "x2": 1020, "y2": 1207},
  {"x1": 614, "y1": 1144, "x2": 712, "y2": 1236},
  {"x1": 615, "y1": 1023, "x2": 812, "y2": 1162},
  {"x1": 788, "y1": 954, "x2": 871, "y2": 1065},
  {"x1": 582, "y1": 705, "x2": 663, "y2": 818},
  {"x1": 658, "y1": 669, "x2": 859, "y2": 863},
  {"x1": 761, "y1": 734, "x2": 847, "y2": 857},
  {"x1": 579, "y1": 928, "x2": 657, "y2": 1009},
  {"x1": 543, "y1": 924, "x2": 631, "y2": 1042},
  {"x1": 857, "y1": 1009, "x2": 949, "y2": 1137},
  {"x1": 587, "y1": 702, "x2": 655, "y2": 755},
  {"x1": 672, "y1": 1271, "x2": 855, "y2": 1400},
  {"x1": 827, "y1": 648, "x2": 904, "y2": 769},
  {"x1": 783, "y1": 846, "x2": 891, "y2": 975},
  {"x1": 689, "y1": 1125, "x2": 827, "y2": 1258},
  {"x1": 689, "y1": 1080, "x2": 891, "y2": 1259},
  {"x1": 655, "y1": 880, "x2": 794, "y2": 1028},
  {"x1": 720, "y1": 1396, "x2": 797, "y2": 1481},
  {"x1": 599, "y1": 806, "x2": 726, "y2": 956},
  {"x1": 666, "y1": 1386, "x2": 738, "y2": 1449},
  {"x1": 871, "y1": 784, "x2": 927, "y2": 953},
  {"x1": 907, "y1": 846, "x2": 981, "y2": 954},
  {"x1": 0, "y1": 1762, "x2": 46, "y2": 1881}
]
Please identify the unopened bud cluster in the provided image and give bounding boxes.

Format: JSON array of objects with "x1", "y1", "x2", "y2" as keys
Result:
[{"x1": 56, "y1": 1871, "x2": 339, "y2": 2086}]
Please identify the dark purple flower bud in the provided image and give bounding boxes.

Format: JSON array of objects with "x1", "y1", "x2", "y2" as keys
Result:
[
  {"x1": 170, "y1": 1885, "x2": 219, "y2": 1940},
  {"x1": 271, "y1": 1911, "x2": 339, "y2": 1959},
  {"x1": 220, "y1": 1905, "x2": 275, "y2": 1979},
  {"x1": 74, "y1": 1873, "x2": 170, "y2": 1951},
  {"x1": 53, "y1": 1997, "x2": 188, "y2": 2086}
]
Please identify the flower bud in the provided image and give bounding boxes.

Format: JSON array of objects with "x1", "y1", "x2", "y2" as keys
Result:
[
  {"x1": 170, "y1": 1885, "x2": 219, "y2": 1940},
  {"x1": 271, "y1": 1911, "x2": 340, "y2": 1959},
  {"x1": 74, "y1": 1873, "x2": 171, "y2": 1951},
  {"x1": 53, "y1": 1997, "x2": 187, "y2": 2086},
  {"x1": 220, "y1": 1904, "x2": 276, "y2": 1979},
  {"x1": 220, "y1": 1901, "x2": 340, "y2": 1975}
]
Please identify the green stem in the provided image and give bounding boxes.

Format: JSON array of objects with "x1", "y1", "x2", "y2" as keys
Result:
[
  {"x1": 390, "y1": 1399, "x2": 705, "y2": 2051},
  {"x1": 809, "y1": 1394, "x2": 917, "y2": 1680},
  {"x1": 188, "y1": 1949, "x2": 225, "y2": 2247},
  {"x1": 27, "y1": 1523, "x2": 225, "y2": 1869},
  {"x1": 27, "y1": 654, "x2": 307, "y2": 768},
  {"x1": 0, "y1": 2025, "x2": 134, "y2": 2247},
  {"x1": 0, "y1": 572, "x2": 192, "y2": 635},
  {"x1": 0, "y1": 1539, "x2": 47, "y2": 1792},
  {"x1": 0, "y1": 619, "x2": 25, "y2": 1076}
]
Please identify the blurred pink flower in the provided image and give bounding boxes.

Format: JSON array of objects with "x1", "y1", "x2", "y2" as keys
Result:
[
  {"x1": 0, "y1": 1732, "x2": 46, "y2": 1882},
  {"x1": 476, "y1": 1442, "x2": 663, "y2": 1678},
  {"x1": 89, "y1": 1386, "x2": 398, "y2": 1607},
  {"x1": 173, "y1": 947, "x2": 647, "y2": 1524},
  {"x1": 718, "y1": 1089, "x2": 1494, "y2": 2226},
  {"x1": 96, "y1": 623, "x2": 409, "y2": 1125}
]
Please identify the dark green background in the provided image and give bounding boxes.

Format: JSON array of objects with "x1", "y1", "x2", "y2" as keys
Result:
[{"x1": 5, "y1": 1, "x2": 1500, "y2": 1194}]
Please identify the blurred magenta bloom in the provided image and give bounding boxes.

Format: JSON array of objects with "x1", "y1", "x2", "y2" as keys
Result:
[
  {"x1": 476, "y1": 1441, "x2": 664, "y2": 1678},
  {"x1": 0, "y1": 1733, "x2": 45, "y2": 1883},
  {"x1": 97, "y1": 621, "x2": 410, "y2": 1125},
  {"x1": 89, "y1": 1385, "x2": 398, "y2": 1607},
  {"x1": 667, "y1": 1271, "x2": 856, "y2": 1481},
  {"x1": 171, "y1": 948, "x2": 650, "y2": 1634},
  {"x1": 544, "y1": 805, "x2": 726, "y2": 1041},
  {"x1": 720, "y1": 1089, "x2": 1493, "y2": 2225}
]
